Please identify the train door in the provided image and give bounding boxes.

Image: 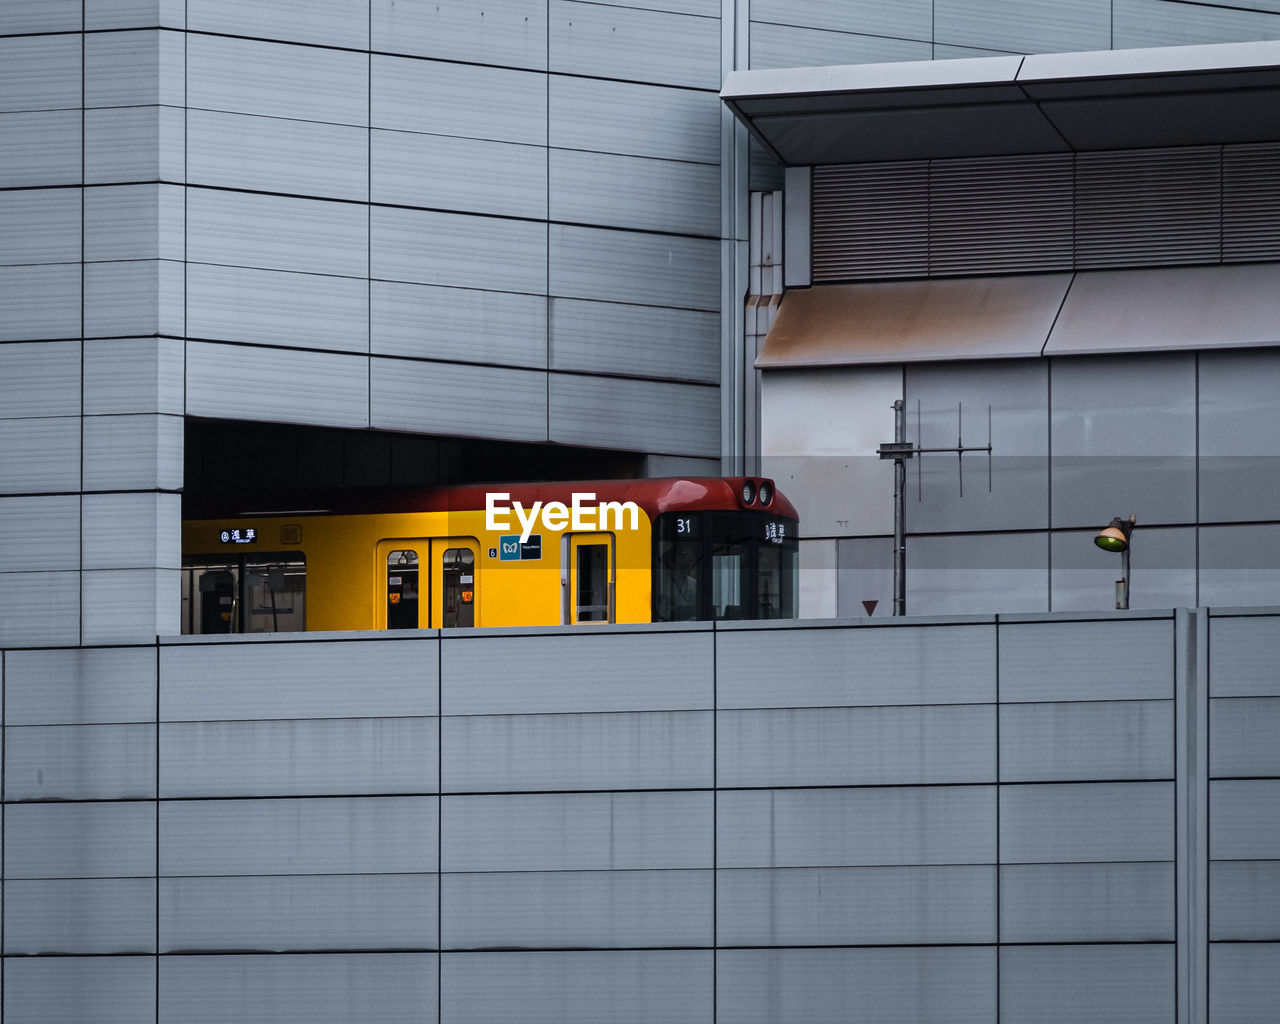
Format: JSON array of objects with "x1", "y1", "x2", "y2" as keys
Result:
[
  {"x1": 379, "y1": 541, "x2": 425, "y2": 629},
  {"x1": 432, "y1": 538, "x2": 480, "y2": 628},
  {"x1": 563, "y1": 533, "x2": 614, "y2": 624}
]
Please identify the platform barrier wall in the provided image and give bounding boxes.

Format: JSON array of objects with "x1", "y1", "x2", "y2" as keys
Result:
[{"x1": 0, "y1": 609, "x2": 1276, "y2": 1022}]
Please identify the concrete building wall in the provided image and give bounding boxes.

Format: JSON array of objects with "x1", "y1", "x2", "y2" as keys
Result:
[{"x1": 2, "y1": 609, "x2": 1275, "y2": 1021}]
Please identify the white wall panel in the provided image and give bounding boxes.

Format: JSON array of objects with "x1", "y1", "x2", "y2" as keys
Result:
[
  {"x1": 0, "y1": 34, "x2": 81, "y2": 112},
  {"x1": 85, "y1": 29, "x2": 184, "y2": 108},
  {"x1": 1210, "y1": 614, "x2": 1280, "y2": 697},
  {"x1": 1000, "y1": 700, "x2": 1173, "y2": 782},
  {"x1": 934, "y1": 0, "x2": 1111, "y2": 53},
  {"x1": 717, "y1": 865, "x2": 996, "y2": 946},
  {"x1": 550, "y1": 1, "x2": 719, "y2": 89},
  {"x1": 372, "y1": 129, "x2": 546, "y2": 219},
  {"x1": 5, "y1": 645, "x2": 156, "y2": 725},
  {"x1": 5, "y1": 802, "x2": 156, "y2": 879},
  {"x1": 0, "y1": 496, "x2": 80, "y2": 572},
  {"x1": 188, "y1": 110, "x2": 368, "y2": 201},
  {"x1": 1213, "y1": 781, "x2": 1280, "y2": 859},
  {"x1": 1211, "y1": 861, "x2": 1280, "y2": 940},
  {"x1": 441, "y1": 951, "x2": 712, "y2": 1024},
  {"x1": 0, "y1": 570, "x2": 80, "y2": 646},
  {"x1": 159, "y1": 717, "x2": 438, "y2": 798},
  {"x1": 442, "y1": 711, "x2": 712, "y2": 792},
  {"x1": 1000, "y1": 862, "x2": 1174, "y2": 942},
  {"x1": 717, "y1": 786, "x2": 997, "y2": 868},
  {"x1": 189, "y1": 0, "x2": 368, "y2": 48},
  {"x1": 716, "y1": 622, "x2": 995, "y2": 709},
  {"x1": 4, "y1": 957, "x2": 155, "y2": 1024},
  {"x1": 0, "y1": 110, "x2": 82, "y2": 188},
  {"x1": 717, "y1": 947, "x2": 994, "y2": 1024},
  {"x1": 83, "y1": 336, "x2": 184, "y2": 415},
  {"x1": 187, "y1": 189, "x2": 368, "y2": 279},
  {"x1": 1211, "y1": 697, "x2": 1280, "y2": 777},
  {"x1": 0, "y1": 340, "x2": 80, "y2": 417},
  {"x1": 550, "y1": 150, "x2": 718, "y2": 236},
  {"x1": 82, "y1": 491, "x2": 180, "y2": 570},
  {"x1": 549, "y1": 373, "x2": 719, "y2": 457},
  {"x1": 442, "y1": 791, "x2": 712, "y2": 872},
  {"x1": 372, "y1": 281, "x2": 547, "y2": 367},
  {"x1": 371, "y1": 56, "x2": 546, "y2": 145},
  {"x1": 549, "y1": 77, "x2": 719, "y2": 164},
  {"x1": 84, "y1": 260, "x2": 186, "y2": 338},
  {"x1": 910, "y1": 532, "x2": 1050, "y2": 615},
  {"x1": 84, "y1": 184, "x2": 184, "y2": 263},
  {"x1": 1000, "y1": 945, "x2": 1174, "y2": 1024},
  {"x1": 372, "y1": 0, "x2": 545, "y2": 69},
  {"x1": 1114, "y1": 0, "x2": 1280, "y2": 47},
  {"x1": 442, "y1": 631, "x2": 712, "y2": 715},
  {"x1": 550, "y1": 298, "x2": 719, "y2": 383},
  {"x1": 0, "y1": 263, "x2": 81, "y2": 340},
  {"x1": 0, "y1": 417, "x2": 81, "y2": 492},
  {"x1": 187, "y1": 34, "x2": 367, "y2": 125},
  {"x1": 0, "y1": 0, "x2": 81, "y2": 34},
  {"x1": 185, "y1": 342, "x2": 369, "y2": 428},
  {"x1": 999, "y1": 618, "x2": 1174, "y2": 701},
  {"x1": 4, "y1": 878, "x2": 155, "y2": 954},
  {"x1": 81, "y1": 567, "x2": 180, "y2": 643},
  {"x1": 85, "y1": 105, "x2": 186, "y2": 184},
  {"x1": 718, "y1": 704, "x2": 995, "y2": 787},
  {"x1": 1210, "y1": 944, "x2": 1280, "y2": 1024},
  {"x1": 160, "y1": 874, "x2": 438, "y2": 952},
  {"x1": 81, "y1": 412, "x2": 182, "y2": 490},
  {"x1": 1000, "y1": 781, "x2": 1173, "y2": 863},
  {"x1": 0, "y1": 188, "x2": 80, "y2": 265},
  {"x1": 750, "y1": 24, "x2": 930, "y2": 70},
  {"x1": 84, "y1": 0, "x2": 185, "y2": 30},
  {"x1": 159, "y1": 954, "x2": 437, "y2": 1024},
  {"x1": 370, "y1": 358, "x2": 547, "y2": 442},
  {"x1": 550, "y1": 224, "x2": 719, "y2": 310},
  {"x1": 372, "y1": 206, "x2": 546, "y2": 294},
  {"x1": 443, "y1": 869, "x2": 711, "y2": 949},
  {"x1": 160, "y1": 796, "x2": 437, "y2": 876},
  {"x1": 751, "y1": 0, "x2": 930, "y2": 39},
  {"x1": 161, "y1": 638, "x2": 438, "y2": 721},
  {"x1": 5, "y1": 723, "x2": 156, "y2": 800},
  {"x1": 187, "y1": 264, "x2": 367, "y2": 352}
]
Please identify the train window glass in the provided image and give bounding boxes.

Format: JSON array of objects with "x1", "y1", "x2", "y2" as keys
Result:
[
  {"x1": 243, "y1": 558, "x2": 306, "y2": 633},
  {"x1": 442, "y1": 547, "x2": 475, "y2": 628},
  {"x1": 576, "y1": 543, "x2": 609, "y2": 622},
  {"x1": 712, "y1": 545, "x2": 745, "y2": 619},
  {"x1": 387, "y1": 549, "x2": 419, "y2": 630},
  {"x1": 757, "y1": 543, "x2": 796, "y2": 619},
  {"x1": 656, "y1": 539, "x2": 702, "y2": 620},
  {"x1": 193, "y1": 566, "x2": 237, "y2": 634}
]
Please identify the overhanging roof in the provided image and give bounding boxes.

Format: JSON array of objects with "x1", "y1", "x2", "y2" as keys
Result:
[{"x1": 722, "y1": 40, "x2": 1280, "y2": 164}]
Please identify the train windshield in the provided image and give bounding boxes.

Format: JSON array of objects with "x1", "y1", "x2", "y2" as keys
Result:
[{"x1": 653, "y1": 511, "x2": 798, "y2": 621}]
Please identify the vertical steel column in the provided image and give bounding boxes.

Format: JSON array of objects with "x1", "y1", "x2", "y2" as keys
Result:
[{"x1": 892, "y1": 399, "x2": 907, "y2": 617}]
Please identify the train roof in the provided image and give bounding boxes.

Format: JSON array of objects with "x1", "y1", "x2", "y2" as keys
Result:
[{"x1": 187, "y1": 477, "x2": 798, "y2": 521}]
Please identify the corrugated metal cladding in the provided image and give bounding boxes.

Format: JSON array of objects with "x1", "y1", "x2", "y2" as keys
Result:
[{"x1": 811, "y1": 142, "x2": 1280, "y2": 281}]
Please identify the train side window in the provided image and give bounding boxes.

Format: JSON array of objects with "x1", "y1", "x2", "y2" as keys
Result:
[
  {"x1": 441, "y1": 547, "x2": 475, "y2": 628},
  {"x1": 182, "y1": 554, "x2": 305, "y2": 634},
  {"x1": 387, "y1": 549, "x2": 419, "y2": 630},
  {"x1": 575, "y1": 543, "x2": 609, "y2": 622},
  {"x1": 242, "y1": 557, "x2": 306, "y2": 633}
]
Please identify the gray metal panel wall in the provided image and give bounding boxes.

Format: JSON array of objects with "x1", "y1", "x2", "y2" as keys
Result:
[{"x1": 4, "y1": 608, "x2": 1275, "y2": 1019}]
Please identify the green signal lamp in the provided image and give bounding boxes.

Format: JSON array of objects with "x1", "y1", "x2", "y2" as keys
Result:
[
  {"x1": 1094, "y1": 515, "x2": 1136, "y2": 609},
  {"x1": 1094, "y1": 517, "x2": 1133, "y2": 553}
]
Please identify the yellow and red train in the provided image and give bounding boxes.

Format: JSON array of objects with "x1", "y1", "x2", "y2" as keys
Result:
[{"x1": 181, "y1": 477, "x2": 799, "y2": 633}]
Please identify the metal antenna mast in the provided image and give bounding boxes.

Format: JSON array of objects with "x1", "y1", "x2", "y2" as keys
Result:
[{"x1": 877, "y1": 399, "x2": 994, "y2": 616}]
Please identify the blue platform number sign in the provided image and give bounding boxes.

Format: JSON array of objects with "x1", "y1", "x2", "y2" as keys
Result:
[{"x1": 499, "y1": 535, "x2": 542, "y2": 561}]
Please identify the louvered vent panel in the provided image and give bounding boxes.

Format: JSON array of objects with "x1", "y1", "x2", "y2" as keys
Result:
[
  {"x1": 1075, "y1": 148, "x2": 1222, "y2": 268},
  {"x1": 812, "y1": 162, "x2": 928, "y2": 281},
  {"x1": 1223, "y1": 142, "x2": 1280, "y2": 263},
  {"x1": 929, "y1": 154, "x2": 1074, "y2": 275}
]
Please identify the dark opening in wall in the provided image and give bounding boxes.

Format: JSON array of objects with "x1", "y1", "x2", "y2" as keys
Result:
[{"x1": 182, "y1": 418, "x2": 645, "y2": 517}]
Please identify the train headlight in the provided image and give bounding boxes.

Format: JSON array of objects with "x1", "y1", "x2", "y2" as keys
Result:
[
  {"x1": 740, "y1": 480, "x2": 756, "y2": 505},
  {"x1": 757, "y1": 480, "x2": 773, "y2": 507}
]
